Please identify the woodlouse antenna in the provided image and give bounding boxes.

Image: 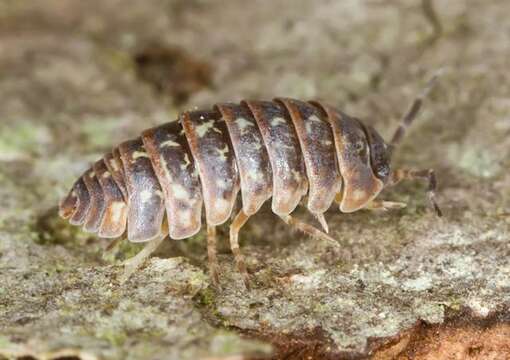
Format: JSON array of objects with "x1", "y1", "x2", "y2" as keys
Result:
[
  {"x1": 389, "y1": 168, "x2": 443, "y2": 217},
  {"x1": 389, "y1": 70, "x2": 443, "y2": 151}
]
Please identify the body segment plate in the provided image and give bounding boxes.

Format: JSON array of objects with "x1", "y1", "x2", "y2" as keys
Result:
[
  {"x1": 312, "y1": 102, "x2": 383, "y2": 212},
  {"x1": 277, "y1": 98, "x2": 341, "y2": 214},
  {"x1": 82, "y1": 168, "x2": 107, "y2": 233},
  {"x1": 104, "y1": 149, "x2": 128, "y2": 201},
  {"x1": 216, "y1": 103, "x2": 272, "y2": 215},
  {"x1": 142, "y1": 121, "x2": 203, "y2": 239},
  {"x1": 119, "y1": 138, "x2": 166, "y2": 242},
  {"x1": 181, "y1": 109, "x2": 239, "y2": 225},
  {"x1": 94, "y1": 160, "x2": 127, "y2": 238},
  {"x1": 244, "y1": 100, "x2": 307, "y2": 215},
  {"x1": 68, "y1": 178, "x2": 91, "y2": 226}
]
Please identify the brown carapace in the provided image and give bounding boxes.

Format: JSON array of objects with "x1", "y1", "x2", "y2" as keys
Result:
[{"x1": 60, "y1": 76, "x2": 442, "y2": 288}]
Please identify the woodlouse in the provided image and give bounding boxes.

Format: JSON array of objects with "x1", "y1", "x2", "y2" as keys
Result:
[{"x1": 59, "y1": 76, "x2": 442, "y2": 287}]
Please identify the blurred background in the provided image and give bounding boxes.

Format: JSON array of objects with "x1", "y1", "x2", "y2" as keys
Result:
[
  {"x1": 1, "y1": 1, "x2": 509, "y2": 359},
  {"x1": 1, "y1": 0, "x2": 509, "y2": 205}
]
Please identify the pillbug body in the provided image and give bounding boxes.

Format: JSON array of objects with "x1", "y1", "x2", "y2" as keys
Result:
[{"x1": 60, "y1": 77, "x2": 442, "y2": 287}]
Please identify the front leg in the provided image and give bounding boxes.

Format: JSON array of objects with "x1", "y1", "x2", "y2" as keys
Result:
[
  {"x1": 365, "y1": 199, "x2": 407, "y2": 211},
  {"x1": 388, "y1": 168, "x2": 442, "y2": 217}
]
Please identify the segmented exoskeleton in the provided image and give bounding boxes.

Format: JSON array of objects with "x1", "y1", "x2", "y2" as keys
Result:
[{"x1": 60, "y1": 75, "x2": 442, "y2": 287}]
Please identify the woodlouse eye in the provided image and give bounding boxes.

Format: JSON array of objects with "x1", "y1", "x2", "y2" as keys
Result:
[{"x1": 376, "y1": 163, "x2": 390, "y2": 179}]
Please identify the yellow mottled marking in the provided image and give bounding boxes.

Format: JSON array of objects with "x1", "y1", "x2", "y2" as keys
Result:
[
  {"x1": 196, "y1": 121, "x2": 214, "y2": 137},
  {"x1": 133, "y1": 151, "x2": 150, "y2": 160},
  {"x1": 281, "y1": 144, "x2": 295, "y2": 151},
  {"x1": 216, "y1": 179, "x2": 229, "y2": 189},
  {"x1": 140, "y1": 189, "x2": 153, "y2": 203},
  {"x1": 236, "y1": 117, "x2": 254, "y2": 134},
  {"x1": 160, "y1": 155, "x2": 172, "y2": 181},
  {"x1": 160, "y1": 140, "x2": 180, "y2": 148},
  {"x1": 110, "y1": 201, "x2": 126, "y2": 223},
  {"x1": 172, "y1": 183, "x2": 189, "y2": 200},
  {"x1": 352, "y1": 189, "x2": 367, "y2": 201},
  {"x1": 216, "y1": 145, "x2": 229, "y2": 161},
  {"x1": 271, "y1": 117, "x2": 287, "y2": 127},
  {"x1": 247, "y1": 169, "x2": 263, "y2": 182},
  {"x1": 102, "y1": 171, "x2": 111, "y2": 178},
  {"x1": 183, "y1": 153, "x2": 191, "y2": 167},
  {"x1": 177, "y1": 209, "x2": 192, "y2": 227},
  {"x1": 213, "y1": 198, "x2": 230, "y2": 214},
  {"x1": 109, "y1": 159, "x2": 119, "y2": 172},
  {"x1": 308, "y1": 115, "x2": 322, "y2": 123},
  {"x1": 251, "y1": 140, "x2": 263, "y2": 151}
]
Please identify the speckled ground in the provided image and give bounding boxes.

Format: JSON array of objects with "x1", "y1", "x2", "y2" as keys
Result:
[{"x1": 0, "y1": 1, "x2": 509, "y2": 359}]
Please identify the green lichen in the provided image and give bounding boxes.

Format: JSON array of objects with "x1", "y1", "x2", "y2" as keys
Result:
[
  {"x1": 81, "y1": 118, "x2": 127, "y2": 149},
  {"x1": 96, "y1": 328, "x2": 128, "y2": 347},
  {"x1": 99, "y1": 48, "x2": 136, "y2": 73},
  {"x1": 209, "y1": 331, "x2": 272, "y2": 357},
  {"x1": 32, "y1": 211, "x2": 92, "y2": 247},
  {"x1": 100, "y1": 238, "x2": 147, "y2": 264},
  {"x1": 0, "y1": 122, "x2": 51, "y2": 160},
  {"x1": 0, "y1": 336, "x2": 11, "y2": 349},
  {"x1": 448, "y1": 144, "x2": 502, "y2": 178}
]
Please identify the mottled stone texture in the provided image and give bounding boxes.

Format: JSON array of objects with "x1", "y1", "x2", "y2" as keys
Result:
[{"x1": 0, "y1": 1, "x2": 509, "y2": 359}]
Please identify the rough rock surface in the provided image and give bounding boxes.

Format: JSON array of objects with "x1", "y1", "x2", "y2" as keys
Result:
[{"x1": 1, "y1": 1, "x2": 509, "y2": 359}]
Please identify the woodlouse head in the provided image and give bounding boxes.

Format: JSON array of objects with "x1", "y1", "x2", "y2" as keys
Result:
[
  {"x1": 365, "y1": 125, "x2": 391, "y2": 184},
  {"x1": 333, "y1": 114, "x2": 384, "y2": 213},
  {"x1": 364, "y1": 72, "x2": 442, "y2": 186}
]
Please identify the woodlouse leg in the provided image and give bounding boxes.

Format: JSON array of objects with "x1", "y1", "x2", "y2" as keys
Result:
[
  {"x1": 207, "y1": 225, "x2": 220, "y2": 286},
  {"x1": 229, "y1": 210, "x2": 251, "y2": 289},
  {"x1": 313, "y1": 213, "x2": 329, "y2": 233},
  {"x1": 279, "y1": 214, "x2": 339, "y2": 248},
  {"x1": 365, "y1": 200, "x2": 407, "y2": 211},
  {"x1": 389, "y1": 169, "x2": 443, "y2": 217},
  {"x1": 119, "y1": 231, "x2": 167, "y2": 284},
  {"x1": 105, "y1": 236, "x2": 123, "y2": 252}
]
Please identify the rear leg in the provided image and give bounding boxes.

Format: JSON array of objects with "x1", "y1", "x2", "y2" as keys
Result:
[
  {"x1": 120, "y1": 231, "x2": 167, "y2": 284},
  {"x1": 389, "y1": 168, "x2": 442, "y2": 216},
  {"x1": 207, "y1": 225, "x2": 220, "y2": 286},
  {"x1": 279, "y1": 213, "x2": 339, "y2": 248},
  {"x1": 313, "y1": 212, "x2": 329, "y2": 233},
  {"x1": 229, "y1": 210, "x2": 251, "y2": 289},
  {"x1": 105, "y1": 236, "x2": 123, "y2": 252}
]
